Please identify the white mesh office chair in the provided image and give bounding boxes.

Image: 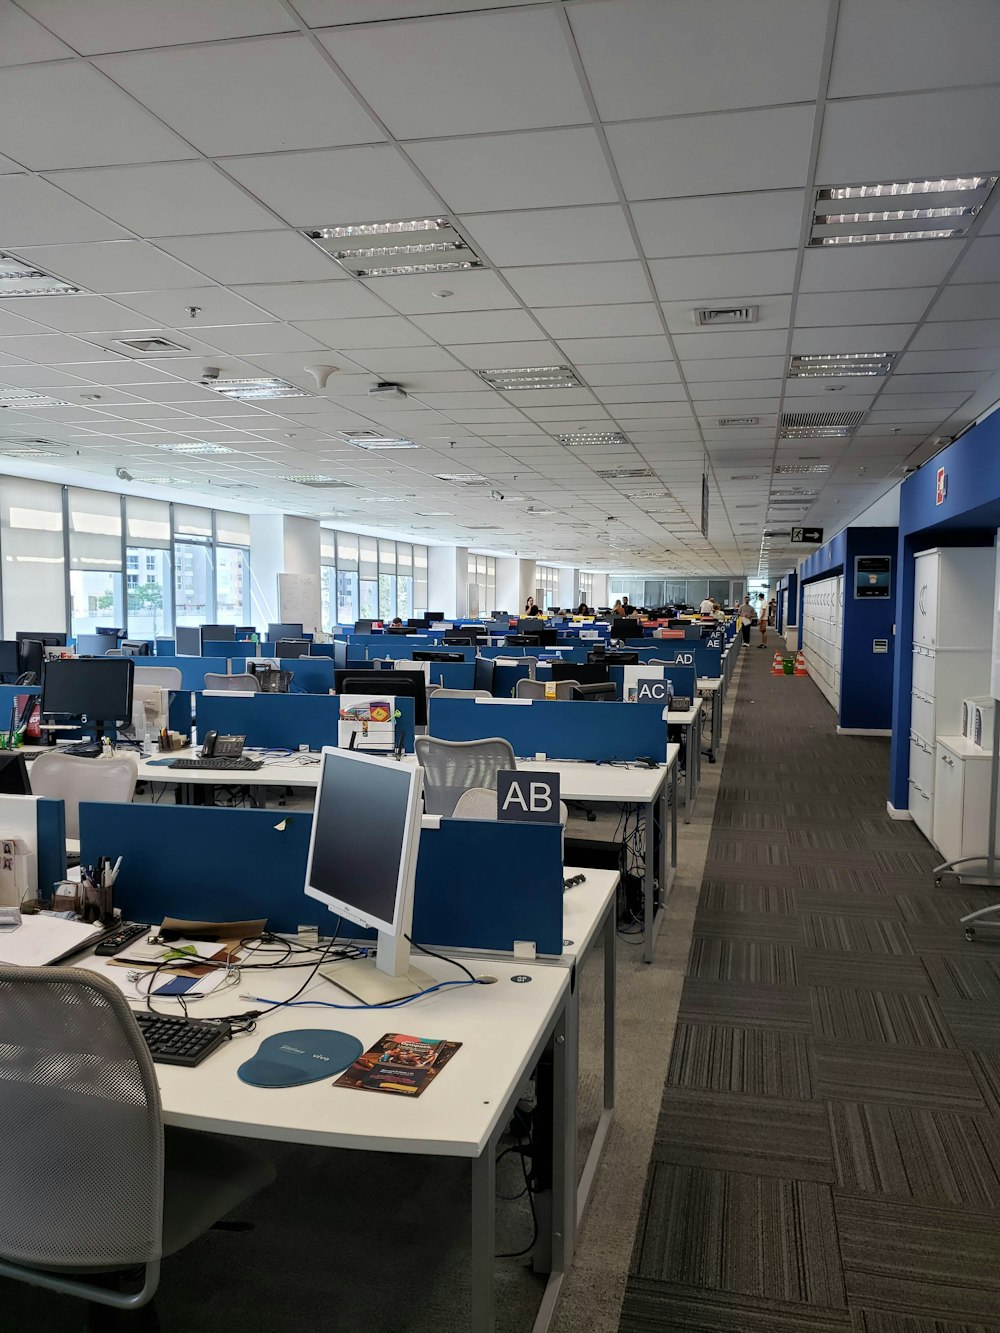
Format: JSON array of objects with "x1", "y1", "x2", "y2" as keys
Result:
[
  {"x1": 0, "y1": 966, "x2": 274, "y2": 1321},
  {"x1": 203, "y1": 673, "x2": 260, "y2": 692},
  {"x1": 28, "y1": 752, "x2": 138, "y2": 840},
  {"x1": 430, "y1": 688, "x2": 492, "y2": 701},
  {"x1": 414, "y1": 736, "x2": 516, "y2": 817},
  {"x1": 494, "y1": 655, "x2": 538, "y2": 680},
  {"x1": 134, "y1": 666, "x2": 183, "y2": 691},
  {"x1": 515, "y1": 679, "x2": 580, "y2": 700}
]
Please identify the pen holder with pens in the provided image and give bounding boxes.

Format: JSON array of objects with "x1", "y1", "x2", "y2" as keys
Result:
[{"x1": 80, "y1": 858, "x2": 117, "y2": 927}]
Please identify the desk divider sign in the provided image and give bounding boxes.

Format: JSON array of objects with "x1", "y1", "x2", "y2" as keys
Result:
[
  {"x1": 633, "y1": 677, "x2": 670, "y2": 704},
  {"x1": 497, "y1": 770, "x2": 561, "y2": 823}
]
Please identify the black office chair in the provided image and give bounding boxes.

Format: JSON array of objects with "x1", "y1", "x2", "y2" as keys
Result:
[{"x1": 0, "y1": 966, "x2": 275, "y2": 1324}]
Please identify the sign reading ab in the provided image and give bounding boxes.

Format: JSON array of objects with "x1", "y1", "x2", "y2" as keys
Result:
[{"x1": 496, "y1": 770, "x2": 561, "y2": 824}]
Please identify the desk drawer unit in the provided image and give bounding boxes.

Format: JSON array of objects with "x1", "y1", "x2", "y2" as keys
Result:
[
  {"x1": 911, "y1": 689, "x2": 935, "y2": 745},
  {"x1": 912, "y1": 646, "x2": 935, "y2": 696},
  {"x1": 909, "y1": 733, "x2": 935, "y2": 795},
  {"x1": 908, "y1": 779, "x2": 934, "y2": 841}
]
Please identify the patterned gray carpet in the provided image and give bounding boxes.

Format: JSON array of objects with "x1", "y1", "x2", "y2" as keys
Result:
[{"x1": 619, "y1": 636, "x2": 1000, "y2": 1333}]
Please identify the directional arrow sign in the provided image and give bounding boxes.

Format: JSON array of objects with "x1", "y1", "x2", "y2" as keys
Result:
[{"x1": 790, "y1": 526, "x2": 823, "y2": 544}]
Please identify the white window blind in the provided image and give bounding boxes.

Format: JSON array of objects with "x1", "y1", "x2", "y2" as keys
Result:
[
  {"x1": 320, "y1": 528, "x2": 336, "y2": 564},
  {"x1": 174, "y1": 503, "x2": 212, "y2": 538},
  {"x1": 69, "y1": 487, "x2": 122, "y2": 570},
  {"x1": 337, "y1": 531, "x2": 358, "y2": 571},
  {"x1": 125, "y1": 496, "x2": 170, "y2": 549},
  {"x1": 215, "y1": 510, "x2": 250, "y2": 546},
  {"x1": 359, "y1": 536, "x2": 377, "y2": 580},
  {"x1": 1, "y1": 476, "x2": 66, "y2": 632}
]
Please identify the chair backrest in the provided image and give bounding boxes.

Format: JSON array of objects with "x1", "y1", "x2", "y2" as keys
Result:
[
  {"x1": 28, "y1": 752, "x2": 139, "y2": 839},
  {"x1": 494, "y1": 655, "x2": 538, "y2": 679},
  {"x1": 414, "y1": 735, "x2": 516, "y2": 817},
  {"x1": 0, "y1": 965, "x2": 163, "y2": 1269},
  {"x1": 515, "y1": 678, "x2": 579, "y2": 700},
  {"x1": 431, "y1": 688, "x2": 491, "y2": 700},
  {"x1": 134, "y1": 666, "x2": 182, "y2": 690},
  {"x1": 204, "y1": 673, "x2": 260, "y2": 692}
]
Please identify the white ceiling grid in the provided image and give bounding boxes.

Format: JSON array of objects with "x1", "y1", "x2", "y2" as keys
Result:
[{"x1": 0, "y1": 0, "x2": 995, "y2": 577}]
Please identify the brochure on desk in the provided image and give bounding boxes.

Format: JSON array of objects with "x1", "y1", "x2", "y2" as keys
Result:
[
  {"x1": 338, "y1": 694, "x2": 396, "y2": 751},
  {"x1": 334, "y1": 1032, "x2": 462, "y2": 1097}
]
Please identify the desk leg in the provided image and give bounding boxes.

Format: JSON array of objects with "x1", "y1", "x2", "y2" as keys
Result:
[
  {"x1": 530, "y1": 1003, "x2": 574, "y2": 1333},
  {"x1": 711, "y1": 689, "x2": 722, "y2": 763},
  {"x1": 684, "y1": 718, "x2": 695, "y2": 823},
  {"x1": 576, "y1": 904, "x2": 616, "y2": 1225},
  {"x1": 471, "y1": 1139, "x2": 497, "y2": 1333},
  {"x1": 643, "y1": 797, "x2": 655, "y2": 963}
]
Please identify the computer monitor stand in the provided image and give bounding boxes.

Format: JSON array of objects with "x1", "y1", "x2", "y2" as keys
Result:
[{"x1": 319, "y1": 930, "x2": 434, "y2": 1003}]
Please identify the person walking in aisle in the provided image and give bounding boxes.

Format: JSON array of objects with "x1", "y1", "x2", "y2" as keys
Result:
[
  {"x1": 757, "y1": 594, "x2": 769, "y2": 649},
  {"x1": 699, "y1": 594, "x2": 715, "y2": 615},
  {"x1": 738, "y1": 595, "x2": 755, "y2": 645}
]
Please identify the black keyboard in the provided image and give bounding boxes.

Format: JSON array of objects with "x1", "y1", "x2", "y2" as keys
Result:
[
  {"x1": 134, "y1": 1011, "x2": 230, "y2": 1066},
  {"x1": 168, "y1": 755, "x2": 263, "y2": 771}
]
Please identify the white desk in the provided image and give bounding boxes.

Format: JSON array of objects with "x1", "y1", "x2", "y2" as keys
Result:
[
  {"x1": 699, "y1": 678, "x2": 723, "y2": 762},
  {"x1": 80, "y1": 954, "x2": 572, "y2": 1333},
  {"x1": 136, "y1": 747, "x2": 321, "y2": 797},
  {"x1": 663, "y1": 701, "x2": 702, "y2": 822}
]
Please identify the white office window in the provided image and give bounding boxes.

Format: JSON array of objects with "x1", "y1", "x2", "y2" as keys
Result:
[
  {"x1": 413, "y1": 544, "x2": 428, "y2": 617},
  {"x1": 68, "y1": 487, "x2": 123, "y2": 638},
  {"x1": 535, "y1": 564, "x2": 559, "y2": 608},
  {"x1": 579, "y1": 572, "x2": 594, "y2": 605},
  {"x1": 0, "y1": 476, "x2": 67, "y2": 634},
  {"x1": 336, "y1": 530, "x2": 358, "y2": 572},
  {"x1": 359, "y1": 536, "x2": 378, "y2": 620}
]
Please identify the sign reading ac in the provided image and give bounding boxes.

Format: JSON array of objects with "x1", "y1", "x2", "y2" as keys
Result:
[
  {"x1": 497, "y1": 770, "x2": 561, "y2": 824},
  {"x1": 634, "y1": 677, "x2": 669, "y2": 703}
]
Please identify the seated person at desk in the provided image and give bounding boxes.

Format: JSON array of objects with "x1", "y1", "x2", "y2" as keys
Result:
[
  {"x1": 524, "y1": 596, "x2": 539, "y2": 615},
  {"x1": 576, "y1": 601, "x2": 591, "y2": 615},
  {"x1": 390, "y1": 616, "x2": 404, "y2": 627},
  {"x1": 611, "y1": 599, "x2": 624, "y2": 617}
]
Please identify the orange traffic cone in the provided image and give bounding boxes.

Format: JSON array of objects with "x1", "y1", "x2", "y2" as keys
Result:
[
  {"x1": 794, "y1": 651, "x2": 809, "y2": 676},
  {"x1": 771, "y1": 652, "x2": 783, "y2": 676}
]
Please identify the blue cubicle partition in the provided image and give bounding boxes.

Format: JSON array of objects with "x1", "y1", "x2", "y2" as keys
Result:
[
  {"x1": 492, "y1": 662, "x2": 533, "y2": 697},
  {"x1": 137, "y1": 655, "x2": 230, "y2": 691},
  {"x1": 79, "y1": 804, "x2": 563, "y2": 954},
  {"x1": 427, "y1": 696, "x2": 668, "y2": 761},
  {"x1": 0, "y1": 795, "x2": 67, "y2": 900},
  {"x1": 280, "y1": 657, "x2": 334, "y2": 694},
  {"x1": 607, "y1": 664, "x2": 698, "y2": 700},
  {"x1": 154, "y1": 639, "x2": 175, "y2": 656},
  {"x1": 195, "y1": 691, "x2": 416, "y2": 752},
  {"x1": 0, "y1": 683, "x2": 39, "y2": 723}
]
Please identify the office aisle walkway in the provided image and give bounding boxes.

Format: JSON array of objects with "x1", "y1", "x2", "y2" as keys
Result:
[{"x1": 619, "y1": 636, "x2": 1000, "y2": 1332}]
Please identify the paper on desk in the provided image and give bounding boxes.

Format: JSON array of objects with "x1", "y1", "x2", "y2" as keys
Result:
[
  {"x1": 0, "y1": 914, "x2": 100, "y2": 966},
  {"x1": 109, "y1": 936, "x2": 248, "y2": 980}
]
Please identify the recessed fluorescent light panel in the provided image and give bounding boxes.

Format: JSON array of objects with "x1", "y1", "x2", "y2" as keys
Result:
[
  {"x1": 789, "y1": 352, "x2": 895, "y2": 377},
  {"x1": 555, "y1": 431, "x2": 627, "y2": 447},
  {"x1": 157, "y1": 443, "x2": 238, "y2": 454},
  {"x1": 202, "y1": 375, "x2": 307, "y2": 400},
  {"x1": 133, "y1": 476, "x2": 194, "y2": 486},
  {"x1": 0, "y1": 445, "x2": 65, "y2": 458},
  {"x1": 283, "y1": 475, "x2": 353, "y2": 486},
  {"x1": 341, "y1": 434, "x2": 419, "y2": 450},
  {"x1": 478, "y1": 366, "x2": 581, "y2": 391},
  {"x1": 774, "y1": 463, "x2": 831, "y2": 475},
  {"x1": 435, "y1": 473, "x2": 488, "y2": 483},
  {"x1": 717, "y1": 416, "x2": 760, "y2": 427},
  {"x1": 596, "y1": 467, "x2": 653, "y2": 480},
  {"x1": 811, "y1": 175, "x2": 997, "y2": 245},
  {"x1": 0, "y1": 389, "x2": 68, "y2": 409},
  {"x1": 0, "y1": 253, "x2": 79, "y2": 297},
  {"x1": 304, "y1": 217, "x2": 482, "y2": 278}
]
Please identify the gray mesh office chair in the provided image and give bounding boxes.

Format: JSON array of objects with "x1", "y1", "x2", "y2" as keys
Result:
[
  {"x1": 414, "y1": 736, "x2": 516, "y2": 817},
  {"x1": 28, "y1": 752, "x2": 138, "y2": 839},
  {"x1": 203, "y1": 673, "x2": 260, "y2": 692},
  {"x1": 515, "y1": 678, "x2": 580, "y2": 700},
  {"x1": 0, "y1": 966, "x2": 274, "y2": 1318},
  {"x1": 430, "y1": 688, "x2": 492, "y2": 701},
  {"x1": 134, "y1": 666, "x2": 183, "y2": 691},
  {"x1": 453, "y1": 784, "x2": 569, "y2": 830}
]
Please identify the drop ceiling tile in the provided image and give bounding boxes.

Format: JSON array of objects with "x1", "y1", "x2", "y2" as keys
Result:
[
  {"x1": 816, "y1": 88, "x2": 1000, "y2": 184},
  {"x1": 689, "y1": 379, "x2": 785, "y2": 399},
  {"x1": 464, "y1": 206, "x2": 636, "y2": 268},
  {"x1": 0, "y1": 2, "x2": 75, "y2": 64},
  {"x1": 46, "y1": 162, "x2": 277, "y2": 237},
  {"x1": 408, "y1": 127, "x2": 616, "y2": 213},
  {"x1": 408, "y1": 310, "x2": 542, "y2": 345},
  {"x1": 576, "y1": 362, "x2": 681, "y2": 386},
  {"x1": 570, "y1": 0, "x2": 828, "y2": 119},
  {"x1": 950, "y1": 236, "x2": 1000, "y2": 285},
  {"x1": 451, "y1": 341, "x2": 562, "y2": 370},
  {"x1": 0, "y1": 308, "x2": 52, "y2": 337},
  {"x1": 633, "y1": 191, "x2": 805, "y2": 258},
  {"x1": 9, "y1": 240, "x2": 207, "y2": 294},
  {"x1": 608, "y1": 403, "x2": 694, "y2": 420},
  {"x1": 229, "y1": 281, "x2": 388, "y2": 322},
  {"x1": 197, "y1": 323, "x2": 328, "y2": 356},
  {"x1": 597, "y1": 385, "x2": 689, "y2": 404},
  {"x1": 342, "y1": 347, "x2": 464, "y2": 373},
  {"x1": 790, "y1": 323, "x2": 915, "y2": 353},
  {"x1": 221, "y1": 145, "x2": 440, "y2": 228},
  {"x1": 780, "y1": 388, "x2": 878, "y2": 410},
  {"x1": 877, "y1": 391, "x2": 972, "y2": 411},
  {"x1": 829, "y1": 0, "x2": 1000, "y2": 97},
  {"x1": 16, "y1": 0, "x2": 295, "y2": 54},
  {"x1": 292, "y1": 316, "x2": 434, "y2": 351},
  {"x1": 0, "y1": 363, "x2": 95, "y2": 388},
  {"x1": 7, "y1": 294, "x2": 154, "y2": 335},
  {"x1": 322, "y1": 8, "x2": 588, "y2": 139},
  {"x1": 501, "y1": 263, "x2": 650, "y2": 310},
  {"x1": 648, "y1": 251, "x2": 798, "y2": 303},
  {"x1": 795, "y1": 288, "x2": 938, "y2": 327},
  {"x1": 156, "y1": 232, "x2": 340, "y2": 285},
  {"x1": 356, "y1": 269, "x2": 517, "y2": 317},
  {"x1": 910, "y1": 320, "x2": 1000, "y2": 350},
  {"x1": 51, "y1": 358, "x2": 192, "y2": 386},
  {"x1": 799, "y1": 240, "x2": 965, "y2": 293},
  {"x1": 608, "y1": 104, "x2": 814, "y2": 202},
  {"x1": 930, "y1": 285, "x2": 1000, "y2": 322},
  {"x1": 682, "y1": 356, "x2": 788, "y2": 382},
  {"x1": 524, "y1": 405, "x2": 613, "y2": 421},
  {"x1": 674, "y1": 329, "x2": 789, "y2": 359},
  {"x1": 897, "y1": 348, "x2": 1000, "y2": 373},
  {"x1": 554, "y1": 335, "x2": 673, "y2": 364},
  {"x1": 0, "y1": 332, "x2": 130, "y2": 364},
  {"x1": 97, "y1": 36, "x2": 383, "y2": 158},
  {"x1": 0, "y1": 175, "x2": 131, "y2": 246},
  {"x1": 112, "y1": 287, "x2": 273, "y2": 328},
  {"x1": 535, "y1": 304, "x2": 663, "y2": 340}
]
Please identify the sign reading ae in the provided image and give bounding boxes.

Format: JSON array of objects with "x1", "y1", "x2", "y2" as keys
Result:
[
  {"x1": 497, "y1": 770, "x2": 561, "y2": 824},
  {"x1": 790, "y1": 526, "x2": 824, "y2": 544}
]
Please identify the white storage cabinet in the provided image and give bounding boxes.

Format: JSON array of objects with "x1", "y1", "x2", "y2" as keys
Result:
[
  {"x1": 932, "y1": 736, "x2": 1000, "y2": 864},
  {"x1": 802, "y1": 575, "x2": 842, "y2": 713}
]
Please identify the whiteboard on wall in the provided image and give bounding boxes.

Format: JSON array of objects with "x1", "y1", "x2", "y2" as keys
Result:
[{"x1": 278, "y1": 572, "x2": 321, "y2": 632}]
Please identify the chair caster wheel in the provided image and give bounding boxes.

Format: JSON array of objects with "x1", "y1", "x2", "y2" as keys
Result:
[
  {"x1": 934, "y1": 877, "x2": 943, "y2": 887},
  {"x1": 965, "y1": 927, "x2": 976, "y2": 941}
]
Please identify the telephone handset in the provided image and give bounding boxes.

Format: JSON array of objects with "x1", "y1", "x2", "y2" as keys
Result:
[{"x1": 200, "y1": 730, "x2": 245, "y2": 758}]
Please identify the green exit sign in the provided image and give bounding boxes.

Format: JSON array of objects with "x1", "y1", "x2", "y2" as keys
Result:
[{"x1": 791, "y1": 526, "x2": 823, "y2": 544}]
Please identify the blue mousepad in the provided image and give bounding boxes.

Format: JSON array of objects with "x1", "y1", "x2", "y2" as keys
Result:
[{"x1": 237, "y1": 1028, "x2": 364, "y2": 1088}]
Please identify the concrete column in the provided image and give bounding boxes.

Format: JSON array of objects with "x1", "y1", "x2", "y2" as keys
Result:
[
  {"x1": 249, "y1": 514, "x2": 322, "y2": 631},
  {"x1": 518, "y1": 559, "x2": 536, "y2": 613},
  {"x1": 558, "y1": 567, "x2": 578, "y2": 609},
  {"x1": 495, "y1": 557, "x2": 520, "y2": 616},
  {"x1": 427, "y1": 545, "x2": 469, "y2": 618},
  {"x1": 590, "y1": 572, "x2": 609, "y2": 607}
]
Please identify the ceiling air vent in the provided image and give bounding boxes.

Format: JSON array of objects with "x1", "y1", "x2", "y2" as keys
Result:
[
  {"x1": 596, "y1": 467, "x2": 653, "y2": 480},
  {"x1": 780, "y1": 410, "x2": 866, "y2": 438},
  {"x1": 695, "y1": 306, "x2": 758, "y2": 326},
  {"x1": 729, "y1": 473, "x2": 760, "y2": 481},
  {"x1": 717, "y1": 416, "x2": 760, "y2": 427},
  {"x1": 117, "y1": 337, "x2": 189, "y2": 354}
]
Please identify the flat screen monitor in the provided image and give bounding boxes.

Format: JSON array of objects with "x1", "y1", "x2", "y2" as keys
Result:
[
  {"x1": 95, "y1": 626, "x2": 124, "y2": 639},
  {"x1": 235, "y1": 626, "x2": 257, "y2": 637},
  {"x1": 336, "y1": 668, "x2": 427, "y2": 726},
  {"x1": 551, "y1": 661, "x2": 609, "y2": 686},
  {"x1": 410, "y1": 650, "x2": 463, "y2": 664},
  {"x1": 15, "y1": 632, "x2": 66, "y2": 649},
  {"x1": 268, "y1": 623, "x2": 303, "y2": 640},
  {"x1": 422, "y1": 611, "x2": 444, "y2": 623},
  {"x1": 0, "y1": 640, "x2": 19, "y2": 676},
  {"x1": 505, "y1": 635, "x2": 540, "y2": 647},
  {"x1": 41, "y1": 657, "x2": 134, "y2": 739},
  {"x1": 0, "y1": 754, "x2": 30, "y2": 795},
  {"x1": 473, "y1": 658, "x2": 495, "y2": 694},
  {"x1": 406, "y1": 618, "x2": 424, "y2": 629},
  {"x1": 354, "y1": 620, "x2": 374, "y2": 634},
  {"x1": 572, "y1": 682, "x2": 617, "y2": 702},
  {"x1": 17, "y1": 640, "x2": 43, "y2": 682},
  {"x1": 304, "y1": 748, "x2": 427, "y2": 1002},
  {"x1": 174, "y1": 626, "x2": 202, "y2": 656},
  {"x1": 276, "y1": 639, "x2": 310, "y2": 658},
  {"x1": 613, "y1": 619, "x2": 646, "y2": 640},
  {"x1": 442, "y1": 636, "x2": 472, "y2": 646},
  {"x1": 75, "y1": 634, "x2": 113, "y2": 658},
  {"x1": 121, "y1": 641, "x2": 151, "y2": 656},
  {"x1": 601, "y1": 650, "x2": 639, "y2": 666},
  {"x1": 201, "y1": 624, "x2": 235, "y2": 643}
]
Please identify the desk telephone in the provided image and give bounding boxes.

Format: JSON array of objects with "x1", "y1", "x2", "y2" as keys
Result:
[{"x1": 200, "y1": 730, "x2": 245, "y2": 759}]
